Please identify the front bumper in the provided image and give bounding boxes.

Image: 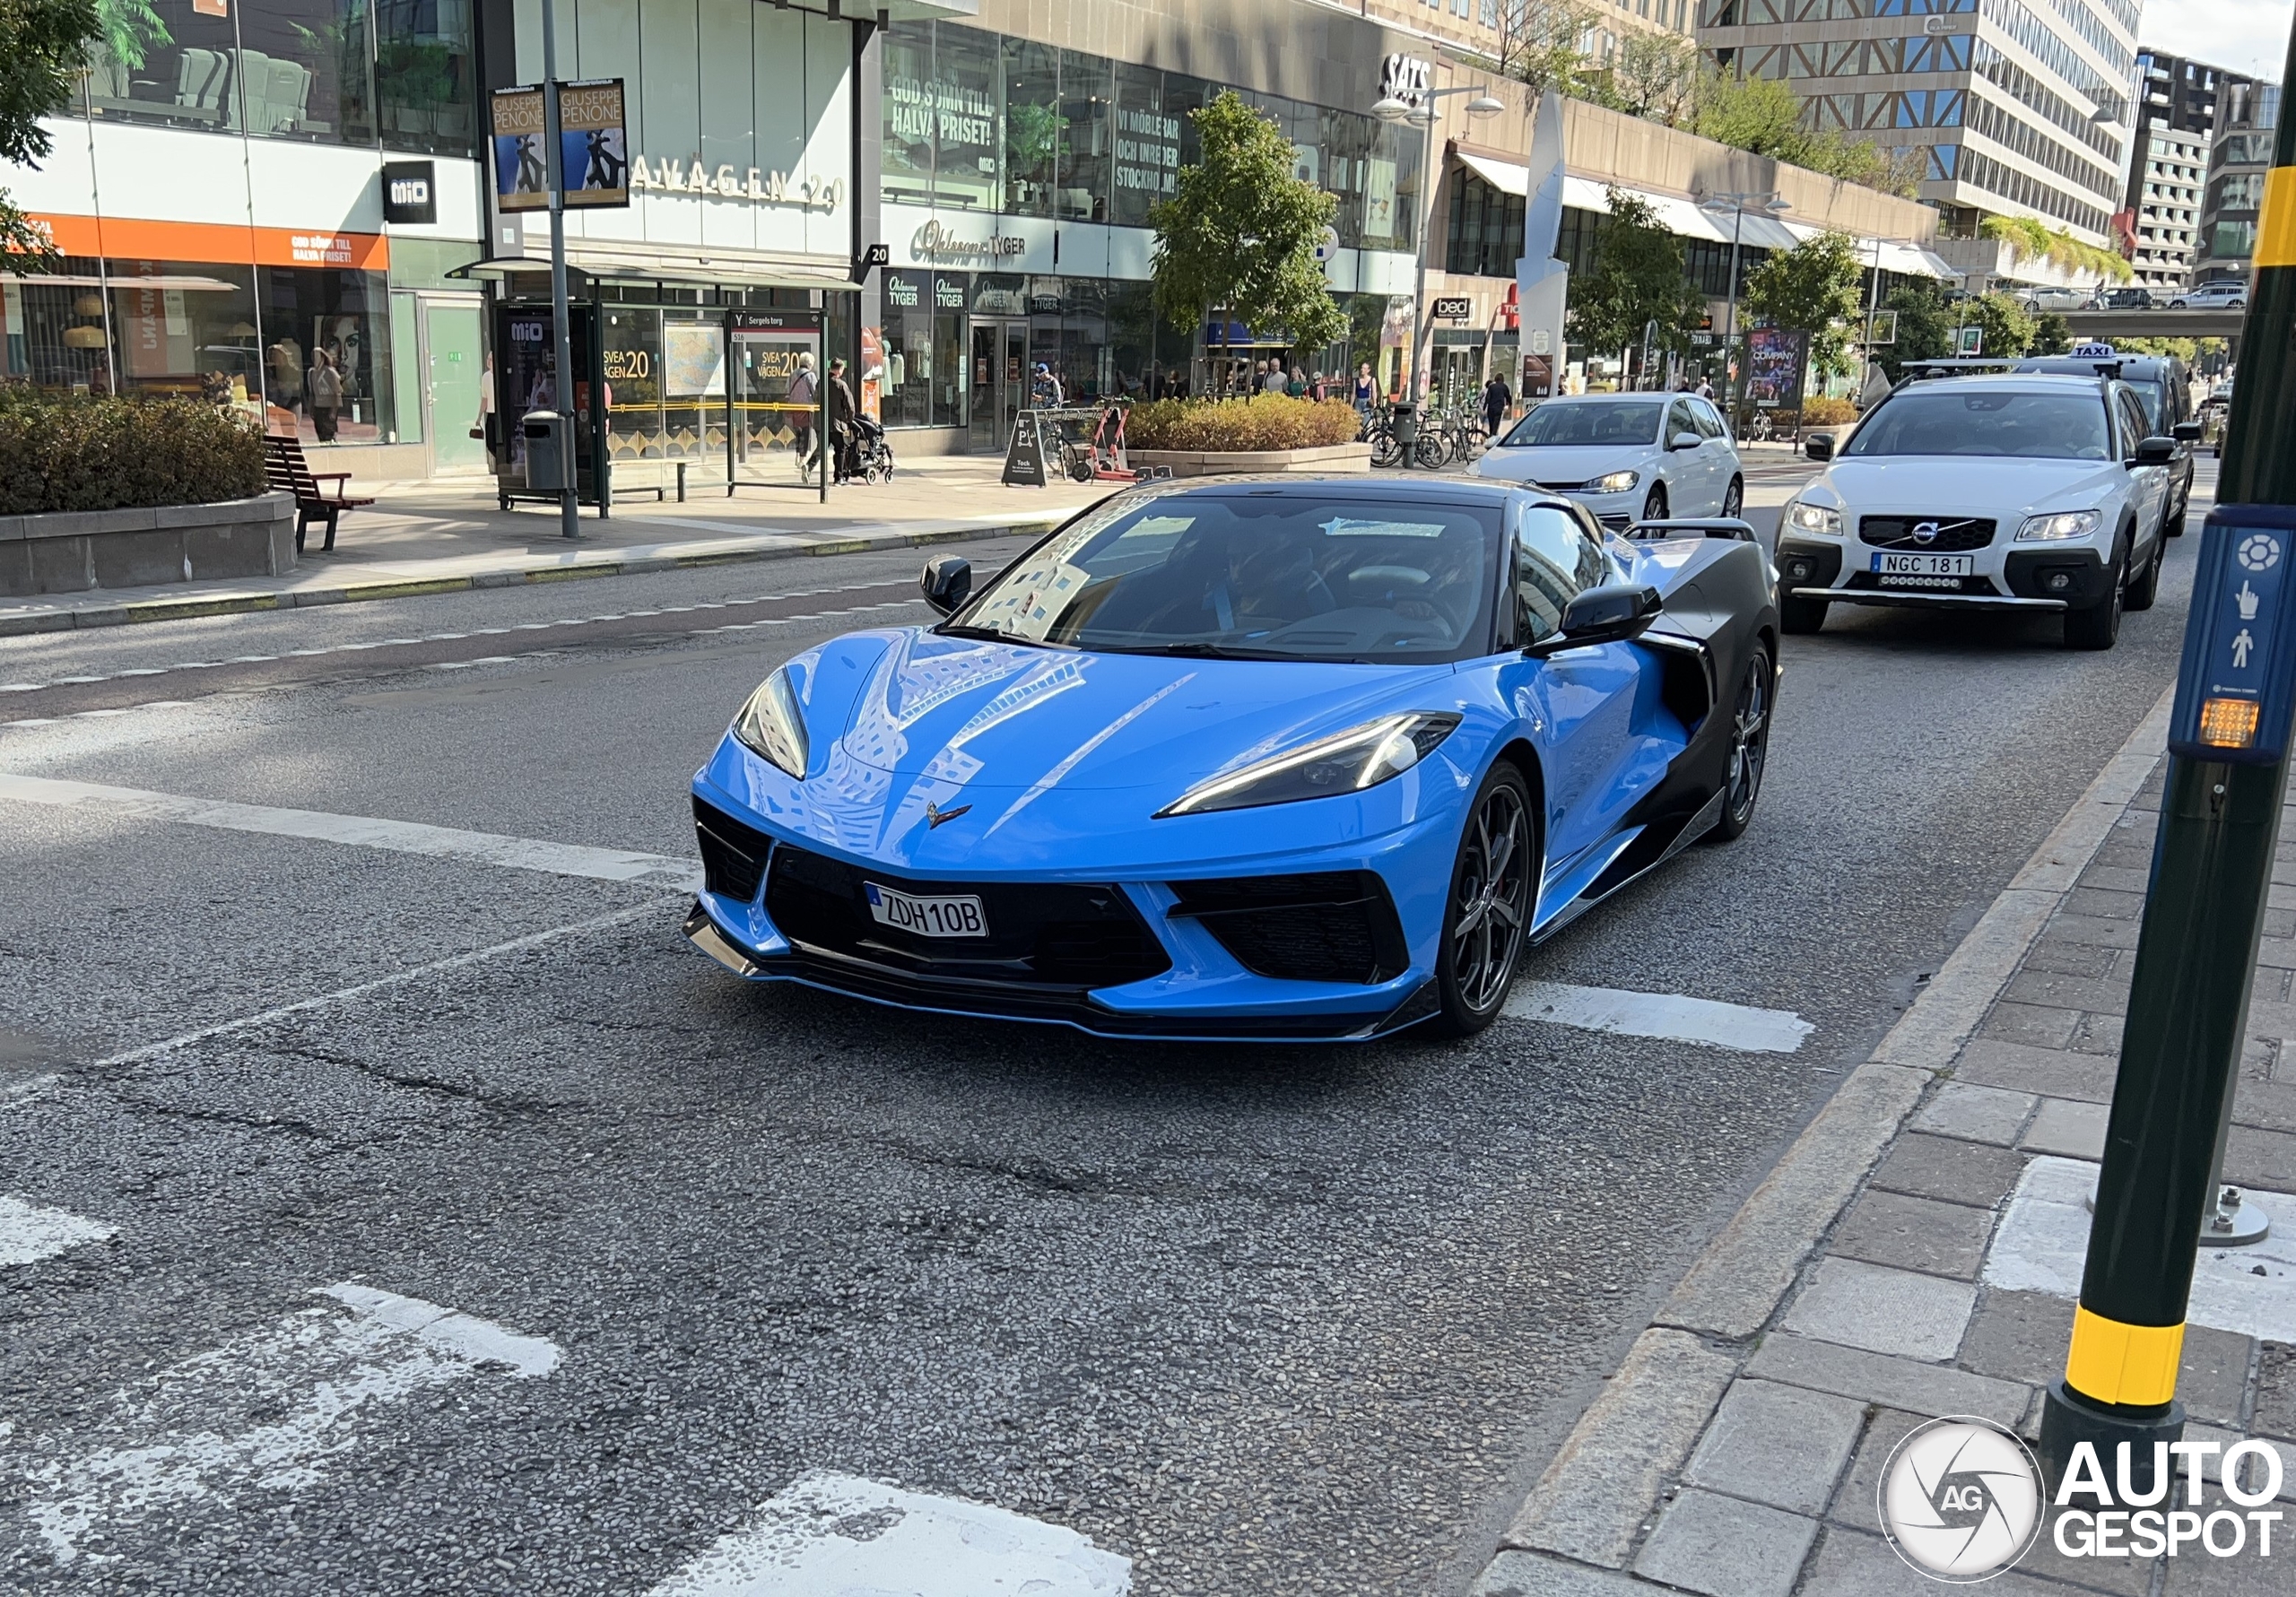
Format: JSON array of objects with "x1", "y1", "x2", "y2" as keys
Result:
[
  {"x1": 1778, "y1": 537, "x2": 2110, "y2": 613},
  {"x1": 683, "y1": 788, "x2": 1456, "y2": 1043}
]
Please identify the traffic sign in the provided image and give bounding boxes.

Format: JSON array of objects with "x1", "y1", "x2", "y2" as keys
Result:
[{"x1": 2170, "y1": 505, "x2": 2296, "y2": 764}]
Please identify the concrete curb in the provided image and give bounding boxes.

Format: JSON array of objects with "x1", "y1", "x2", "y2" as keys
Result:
[
  {"x1": 1477, "y1": 685, "x2": 2176, "y2": 1588},
  {"x1": 0, "y1": 517, "x2": 1069, "y2": 639}
]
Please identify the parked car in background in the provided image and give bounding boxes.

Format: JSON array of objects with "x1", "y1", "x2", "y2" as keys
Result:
[
  {"x1": 2093, "y1": 287, "x2": 2158, "y2": 311},
  {"x1": 2019, "y1": 286, "x2": 2092, "y2": 312},
  {"x1": 2170, "y1": 282, "x2": 2248, "y2": 309},
  {"x1": 1470, "y1": 392, "x2": 1745, "y2": 528}
]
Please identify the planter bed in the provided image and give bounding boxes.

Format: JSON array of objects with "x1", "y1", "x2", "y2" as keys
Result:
[
  {"x1": 1125, "y1": 441, "x2": 1372, "y2": 478},
  {"x1": 0, "y1": 493, "x2": 297, "y2": 597}
]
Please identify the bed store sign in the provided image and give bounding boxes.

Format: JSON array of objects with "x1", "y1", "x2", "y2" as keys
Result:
[{"x1": 627, "y1": 155, "x2": 845, "y2": 212}]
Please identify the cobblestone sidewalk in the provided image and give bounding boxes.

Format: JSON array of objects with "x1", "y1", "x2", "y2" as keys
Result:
[{"x1": 1474, "y1": 690, "x2": 2296, "y2": 1596}]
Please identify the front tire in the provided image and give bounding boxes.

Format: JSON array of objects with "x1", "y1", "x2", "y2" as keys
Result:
[
  {"x1": 2125, "y1": 527, "x2": 2164, "y2": 612},
  {"x1": 1781, "y1": 596, "x2": 1829, "y2": 634},
  {"x1": 1721, "y1": 475, "x2": 1744, "y2": 518},
  {"x1": 1705, "y1": 645, "x2": 1773, "y2": 843},
  {"x1": 1643, "y1": 483, "x2": 1669, "y2": 523},
  {"x1": 2065, "y1": 550, "x2": 2126, "y2": 650},
  {"x1": 1430, "y1": 763, "x2": 1536, "y2": 1038}
]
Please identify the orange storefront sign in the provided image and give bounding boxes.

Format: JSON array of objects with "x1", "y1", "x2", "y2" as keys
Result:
[{"x1": 31, "y1": 213, "x2": 389, "y2": 272}]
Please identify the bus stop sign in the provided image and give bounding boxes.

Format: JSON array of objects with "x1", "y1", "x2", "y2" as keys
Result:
[{"x1": 2170, "y1": 504, "x2": 2296, "y2": 765}]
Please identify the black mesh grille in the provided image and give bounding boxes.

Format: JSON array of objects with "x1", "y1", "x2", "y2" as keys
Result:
[
  {"x1": 1168, "y1": 872, "x2": 1410, "y2": 985},
  {"x1": 1859, "y1": 516, "x2": 1997, "y2": 551},
  {"x1": 762, "y1": 845, "x2": 1170, "y2": 990},
  {"x1": 694, "y1": 797, "x2": 772, "y2": 902}
]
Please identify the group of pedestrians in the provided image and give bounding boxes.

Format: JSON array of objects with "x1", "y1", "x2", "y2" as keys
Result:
[{"x1": 786, "y1": 352, "x2": 864, "y2": 484}]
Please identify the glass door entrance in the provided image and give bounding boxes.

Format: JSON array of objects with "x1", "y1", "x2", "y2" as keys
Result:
[{"x1": 969, "y1": 321, "x2": 1029, "y2": 452}]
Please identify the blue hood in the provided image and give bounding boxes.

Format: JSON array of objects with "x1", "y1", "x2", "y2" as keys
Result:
[
  {"x1": 709, "y1": 628, "x2": 1474, "y2": 876},
  {"x1": 831, "y1": 629, "x2": 1457, "y2": 794}
]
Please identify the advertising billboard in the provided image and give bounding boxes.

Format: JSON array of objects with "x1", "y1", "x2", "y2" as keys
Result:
[{"x1": 491, "y1": 80, "x2": 630, "y2": 213}]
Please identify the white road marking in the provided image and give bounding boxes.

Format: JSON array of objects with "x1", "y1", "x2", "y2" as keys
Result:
[
  {"x1": 1986, "y1": 1156, "x2": 2296, "y2": 1342},
  {"x1": 93, "y1": 900, "x2": 670, "y2": 1069},
  {"x1": 649, "y1": 1472, "x2": 1130, "y2": 1597},
  {"x1": 0, "y1": 774, "x2": 700, "y2": 890},
  {"x1": 0, "y1": 1196, "x2": 115, "y2": 1265},
  {"x1": 1504, "y1": 981, "x2": 1813, "y2": 1054},
  {"x1": 15, "y1": 1281, "x2": 559, "y2": 1564}
]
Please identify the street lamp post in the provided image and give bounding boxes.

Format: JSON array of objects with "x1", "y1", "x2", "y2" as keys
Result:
[
  {"x1": 1372, "y1": 81, "x2": 1502, "y2": 464},
  {"x1": 1697, "y1": 190, "x2": 1790, "y2": 424}
]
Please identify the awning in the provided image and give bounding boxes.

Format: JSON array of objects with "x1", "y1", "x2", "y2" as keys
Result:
[
  {"x1": 1457, "y1": 152, "x2": 1529, "y2": 198},
  {"x1": 1558, "y1": 176, "x2": 1732, "y2": 243},
  {"x1": 448, "y1": 251, "x2": 857, "y2": 293}
]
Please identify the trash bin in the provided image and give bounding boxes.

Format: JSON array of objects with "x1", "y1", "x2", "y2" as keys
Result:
[
  {"x1": 1390, "y1": 400, "x2": 1418, "y2": 456},
  {"x1": 522, "y1": 411, "x2": 566, "y2": 492}
]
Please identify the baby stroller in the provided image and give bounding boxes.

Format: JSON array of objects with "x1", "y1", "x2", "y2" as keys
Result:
[{"x1": 844, "y1": 413, "x2": 895, "y2": 484}]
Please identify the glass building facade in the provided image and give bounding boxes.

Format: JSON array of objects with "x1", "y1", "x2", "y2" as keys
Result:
[{"x1": 1700, "y1": 0, "x2": 2136, "y2": 243}]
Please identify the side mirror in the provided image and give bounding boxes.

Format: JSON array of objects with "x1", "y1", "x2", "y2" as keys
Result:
[
  {"x1": 1805, "y1": 433, "x2": 1835, "y2": 462},
  {"x1": 1668, "y1": 430, "x2": 1703, "y2": 451},
  {"x1": 2173, "y1": 421, "x2": 2204, "y2": 442},
  {"x1": 921, "y1": 554, "x2": 972, "y2": 615},
  {"x1": 2133, "y1": 436, "x2": 2178, "y2": 466},
  {"x1": 1526, "y1": 582, "x2": 1664, "y2": 656}
]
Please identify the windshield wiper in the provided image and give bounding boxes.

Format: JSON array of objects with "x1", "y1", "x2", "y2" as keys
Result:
[
  {"x1": 1120, "y1": 640, "x2": 1292, "y2": 659},
  {"x1": 937, "y1": 623, "x2": 1028, "y2": 644}
]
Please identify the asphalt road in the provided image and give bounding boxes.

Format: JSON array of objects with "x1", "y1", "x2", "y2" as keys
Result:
[{"x1": 0, "y1": 465, "x2": 2210, "y2": 1594}]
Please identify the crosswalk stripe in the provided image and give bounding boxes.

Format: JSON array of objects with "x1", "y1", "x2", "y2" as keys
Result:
[
  {"x1": 0, "y1": 773, "x2": 701, "y2": 890},
  {"x1": 1504, "y1": 981, "x2": 1813, "y2": 1053},
  {"x1": 648, "y1": 1472, "x2": 1130, "y2": 1597},
  {"x1": 0, "y1": 1195, "x2": 115, "y2": 1265},
  {"x1": 15, "y1": 1281, "x2": 560, "y2": 1564}
]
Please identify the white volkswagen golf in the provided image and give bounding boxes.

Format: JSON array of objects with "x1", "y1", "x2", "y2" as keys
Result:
[
  {"x1": 1776, "y1": 371, "x2": 2178, "y2": 650},
  {"x1": 1471, "y1": 391, "x2": 1745, "y2": 529}
]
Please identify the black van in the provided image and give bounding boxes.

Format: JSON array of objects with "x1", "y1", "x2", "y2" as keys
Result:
[{"x1": 2013, "y1": 352, "x2": 2201, "y2": 534}]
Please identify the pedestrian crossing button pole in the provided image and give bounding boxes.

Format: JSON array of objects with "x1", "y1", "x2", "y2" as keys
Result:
[{"x1": 2038, "y1": 502, "x2": 2296, "y2": 1495}]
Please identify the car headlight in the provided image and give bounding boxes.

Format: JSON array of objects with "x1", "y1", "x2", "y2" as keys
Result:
[
  {"x1": 1157, "y1": 712, "x2": 1461, "y2": 818},
  {"x1": 2017, "y1": 509, "x2": 2102, "y2": 542},
  {"x1": 1786, "y1": 500, "x2": 1843, "y2": 537},
  {"x1": 1587, "y1": 469, "x2": 1640, "y2": 494},
  {"x1": 732, "y1": 669, "x2": 809, "y2": 779}
]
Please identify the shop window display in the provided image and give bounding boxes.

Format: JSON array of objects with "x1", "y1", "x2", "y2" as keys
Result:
[
  {"x1": 81, "y1": 0, "x2": 377, "y2": 144},
  {"x1": 1001, "y1": 38, "x2": 1062, "y2": 220},
  {"x1": 258, "y1": 265, "x2": 392, "y2": 442}
]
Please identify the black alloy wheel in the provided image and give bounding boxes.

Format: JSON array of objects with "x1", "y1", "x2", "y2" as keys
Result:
[
  {"x1": 1431, "y1": 764, "x2": 1536, "y2": 1037},
  {"x1": 1643, "y1": 482, "x2": 1669, "y2": 522},
  {"x1": 1706, "y1": 645, "x2": 1772, "y2": 843},
  {"x1": 1722, "y1": 475, "x2": 1744, "y2": 518},
  {"x1": 2065, "y1": 546, "x2": 2126, "y2": 650}
]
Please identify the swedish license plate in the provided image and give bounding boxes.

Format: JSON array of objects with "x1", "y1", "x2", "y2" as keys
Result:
[
  {"x1": 1873, "y1": 552, "x2": 1973, "y2": 579},
  {"x1": 865, "y1": 882, "x2": 988, "y2": 938}
]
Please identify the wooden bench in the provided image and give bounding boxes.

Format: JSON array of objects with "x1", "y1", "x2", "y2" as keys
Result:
[{"x1": 263, "y1": 435, "x2": 373, "y2": 553}]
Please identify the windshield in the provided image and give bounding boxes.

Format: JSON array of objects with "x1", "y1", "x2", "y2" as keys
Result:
[
  {"x1": 2126, "y1": 378, "x2": 2166, "y2": 430},
  {"x1": 1499, "y1": 401, "x2": 1665, "y2": 447},
  {"x1": 947, "y1": 492, "x2": 1502, "y2": 664},
  {"x1": 1845, "y1": 389, "x2": 2111, "y2": 461}
]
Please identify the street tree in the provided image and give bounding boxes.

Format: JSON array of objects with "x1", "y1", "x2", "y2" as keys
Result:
[
  {"x1": 1873, "y1": 282, "x2": 1952, "y2": 383},
  {"x1": 1585, "y1": 30, "x2": 1702, "y2": 126},
  {"x1": 1150, "y1": 91, "x2": 1346, "y2": 386},
  {"x1": 1743, "y1": 230, "x2": 1866, "y2": 379},
  {"x1": 0, "y1": 0, "x2": 100, "y2": 267},
  {"x1": 1692, "y1": 72, "x2": 1924, "y2": 196},
  {"x1": 1959, "y1": 291, "x2": 2035, "y2": 359},
  {"x1": 1565, "y1": 187, "x2": 1707, "y2": 378},
  {"x1": 1490, "y1": 1, "x2": 1604, "y2": 100},
  {"x1": 2030, "y1": 311, "x2": 2074, "y2": 355}
]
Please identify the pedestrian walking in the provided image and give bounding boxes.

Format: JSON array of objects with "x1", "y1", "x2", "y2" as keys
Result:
[
  {"x1": 1285, "y1": 366, "x2": 1308, "y2": 399},
  {"x1": 1694, "y1": 375, "x2": 1715, "y2": 403},
  {"x1": 826, "y1": 358, "x2": 860, "y2": 484},
  {"x1": 308, "y1": 349, "x2": 343, "y2": 443},
  {"x1": 1482, "y1": 372, "x2": 1513, "y2": 438},
  {"x1": 1353, "y1": 362, "x2": 1376, "y2": 413},
  {"x1": 788, "y1": 352, "x2": 820, "y2": 478},
  {"x1": 1261, "y1": 362, "x2": 1287, "y2": 395}
]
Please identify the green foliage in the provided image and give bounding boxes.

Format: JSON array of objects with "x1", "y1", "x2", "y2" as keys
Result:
[
  {"x1": 1578, "y1": 30, "x2": 1703, "y2": 126},
  {"x1": 1125, "y1": 395, "x2": 1363, "y2": 453},
  {"x1": 1149, "y1": 91, "x2": 1347, "y2": 361},
  {"x1": 1692, "y1": 73, "x2": 1925, "y2": 197},
  {"x1": 1566, "y1": 188, "x2": 1707, "y2": 361},
  {"x1": 1743, "y1": 230, "x2": 1866, "y2": 378},
  {"x1": 2030, "y1": 311, "x2": 2074, "y2": 356},
  {"x1": 1874, "y1": 282, "x2": 1953, "y2": 383},
  {"x1": 0, "y1": 392, "x2": 265, "y2": 515},
  {"x1": 1978, "y1": 213, "x2": 2133, "y2": 283},
  {"x1": 94, "y1": 0, "x2": 166, "y2": 73},
  {"x1": 1, "y1": 0, "x2": 103, "y2": 269},
  {"x1": 2107, "y1": 335, "x2": 2201, "y2": 360},
  {"x1": 1959, "y1": 291, "x2": 2036, "y2": 360}
]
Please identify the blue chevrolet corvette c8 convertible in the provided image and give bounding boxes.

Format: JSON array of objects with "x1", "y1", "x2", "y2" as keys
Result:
[{"x1": 684, "y1": 477, "x2": 1779, "y2": 1041}]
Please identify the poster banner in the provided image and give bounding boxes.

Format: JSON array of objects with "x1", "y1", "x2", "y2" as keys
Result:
[
  {"x1": 491, "y1": 80, "x2": 630, "y2": 214},
  {"x1": 1744, "y1": 327, "x2": 1808, "y2": 412}
]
